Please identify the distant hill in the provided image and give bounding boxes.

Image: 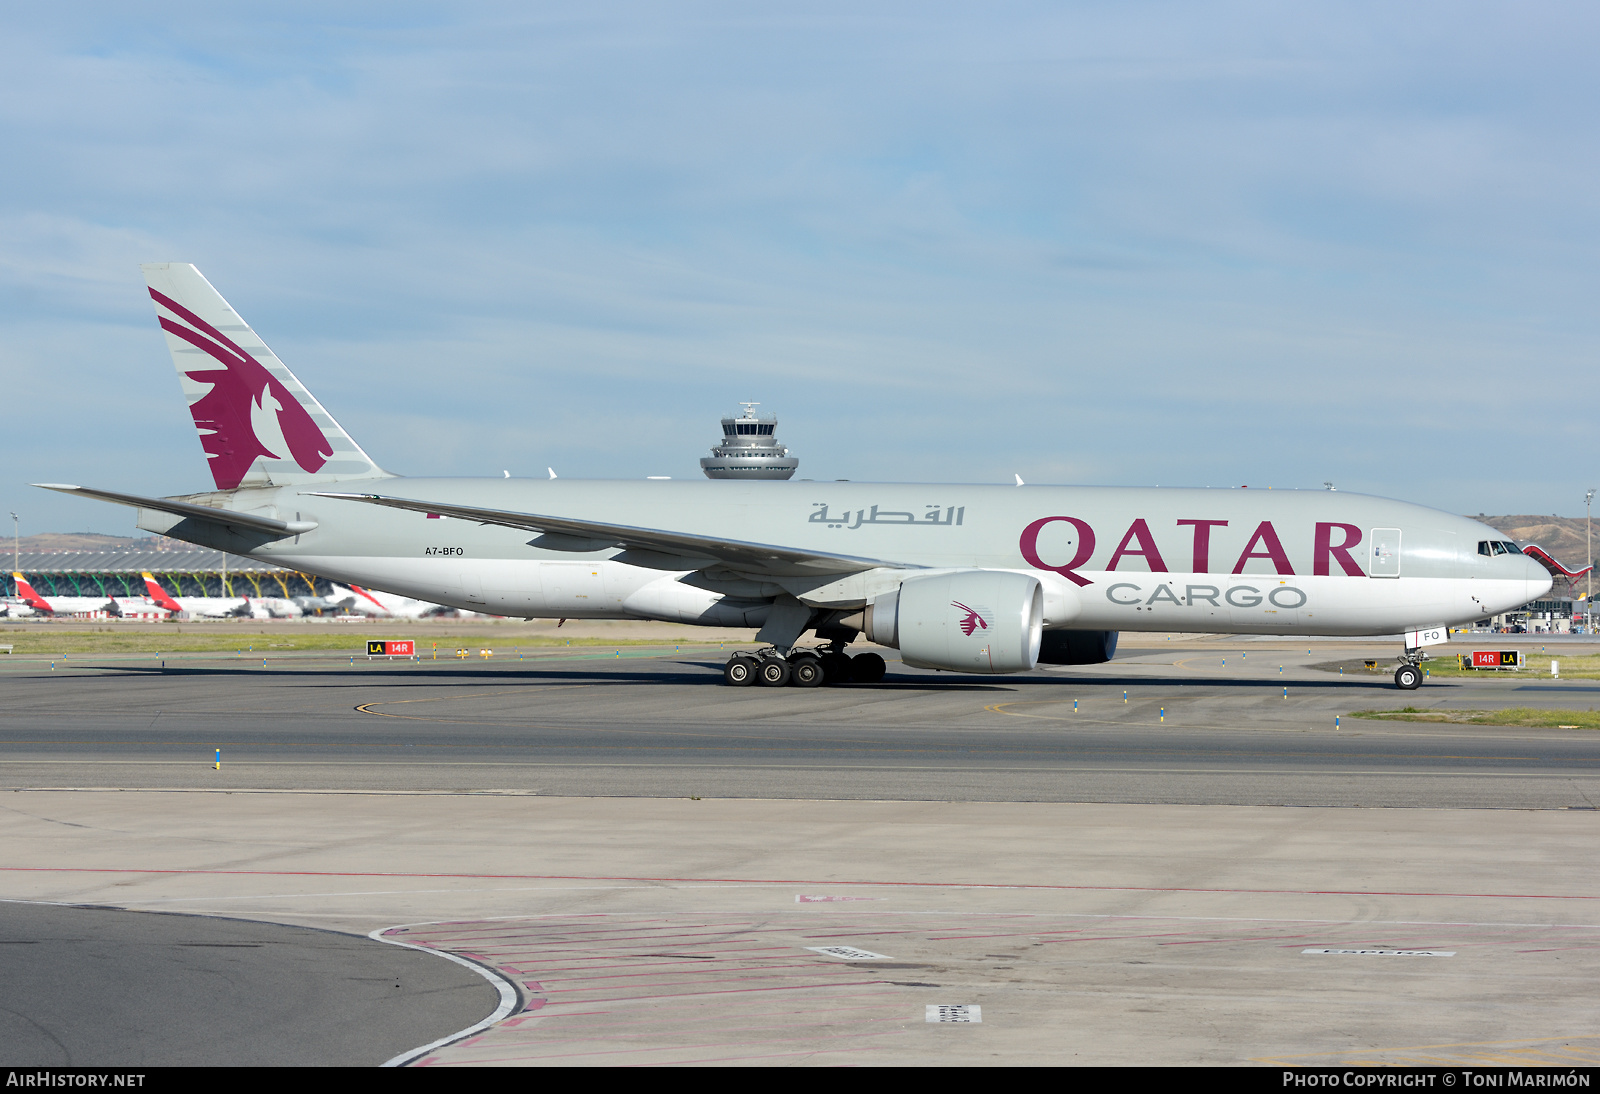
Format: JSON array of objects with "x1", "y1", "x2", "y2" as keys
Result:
[
  {"x1": 8, "y1": 532, "x2": 178, "y2": 554},
  {"x1": 1475, "y1": 515, "x2": 1593, "y2": 569}
]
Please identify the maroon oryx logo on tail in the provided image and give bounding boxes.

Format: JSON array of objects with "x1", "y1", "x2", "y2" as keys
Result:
[
  {"x1": 953, "y1": 600, "x2": 989, "y2": 637},
  {"x1": 149, "y1": 287, "x2": 332, "y2": 490}
]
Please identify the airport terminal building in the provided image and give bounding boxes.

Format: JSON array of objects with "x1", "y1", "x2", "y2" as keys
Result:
[{"x1": 2, "y1": 549, "x2": 325, "y2": 602}]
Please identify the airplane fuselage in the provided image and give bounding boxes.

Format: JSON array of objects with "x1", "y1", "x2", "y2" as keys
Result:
[{"x1": 134, "y1": 478, "x2": 1550, "y2": 637}]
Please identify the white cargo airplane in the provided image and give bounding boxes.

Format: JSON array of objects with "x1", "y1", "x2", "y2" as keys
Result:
[{"x1": 39, "y1": 264, "x2": 1555, "y2": 689}]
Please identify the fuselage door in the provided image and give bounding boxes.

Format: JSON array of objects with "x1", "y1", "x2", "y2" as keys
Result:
[{"x1": 1369, "y1": 528, "x2": 1402, "y2": 578}]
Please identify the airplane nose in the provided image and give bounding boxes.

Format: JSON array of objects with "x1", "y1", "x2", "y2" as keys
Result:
[{"x1": 1525, "y1": 555, "x2": 1553, "y2": 601}]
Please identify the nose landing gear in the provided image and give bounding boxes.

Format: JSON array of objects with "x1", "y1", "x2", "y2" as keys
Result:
[{"x1": 1393, "y1": 647, "x2": 1426, "y2": 690}]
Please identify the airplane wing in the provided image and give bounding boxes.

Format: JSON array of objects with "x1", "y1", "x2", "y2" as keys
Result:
[
  {"x1": 33, "y1": 484, "x2": 317, "y2": 536},
  {"x1": 1521, "y1": 544, "x2": 1594, "y2": 581},
  {"x1": 309, "y1": 491, "x2": 918, "y2": 578}
]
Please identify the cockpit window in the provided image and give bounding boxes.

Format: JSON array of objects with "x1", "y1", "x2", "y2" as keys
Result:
[
  {"x1": 1501, "y1": 541, "x2": 1519, "y2": 554},
  {"x1": 1479, "y1": 541, "x2": 1492, "y2": 556},
  {"x1": 1490, "y1": 541, "x2": 1508, "y2": 555}
]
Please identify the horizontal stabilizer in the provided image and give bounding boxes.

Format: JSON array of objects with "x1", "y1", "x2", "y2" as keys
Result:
[
  {"x1": 1521, "y1": 544, "x2": 1593, "y2": 581},
  {"x1": 32, "y1": 484, "x2": 317, "y2": 537},
  {"x1": 310, "y1": 491, "x2": 915, "y2": 578}
]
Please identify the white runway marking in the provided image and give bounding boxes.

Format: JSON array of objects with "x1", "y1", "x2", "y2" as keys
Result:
[
  {"x1": 806, "y1": 945, "x2": 891, "y2": 960},
  {"x1": 371, "y1": 923, "x2": 522, "y2": 1067}
]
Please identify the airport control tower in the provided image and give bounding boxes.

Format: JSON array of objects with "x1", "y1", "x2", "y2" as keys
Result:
[{"x1": 700, "y1": 403, "x2": 799, "y2": 480}]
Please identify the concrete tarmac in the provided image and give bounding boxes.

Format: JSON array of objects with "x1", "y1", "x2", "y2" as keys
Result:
[
  {"x1": 1, "y1": 639, "x2": 1597, "y2": 807},
  {"x1": 0, "y1": 902, "x2": 497, "y2": 1066},
  {"x1": 2, "y1": 792, "x2": 1597, "y2": 1067},
  {"x1": 2, "y1": 636, "x2": 1598, "y2": 1065}
]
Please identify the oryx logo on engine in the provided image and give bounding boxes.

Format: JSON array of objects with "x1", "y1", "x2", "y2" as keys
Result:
[{"x1": 952, "y1": 600, "x2": 990, "y2": 637}]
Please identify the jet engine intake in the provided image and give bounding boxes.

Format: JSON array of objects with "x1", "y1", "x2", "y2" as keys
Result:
[{"x1": 850, "y1": 570, "x2": 1043, "y2": 674}]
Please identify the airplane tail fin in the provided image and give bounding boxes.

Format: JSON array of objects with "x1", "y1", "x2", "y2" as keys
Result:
[
  {"x1": 12, "y1": 573, "x2": 51, "y2": 612},
  {"x1": 141, "y1": 264, "x2": 387, "y2": 491},
  {"x1": 339, "y1": 583, "x2": 393, "y2": 615},
  {"x1": 141, "y1": 572, "x2": 184, "y2": 613}
]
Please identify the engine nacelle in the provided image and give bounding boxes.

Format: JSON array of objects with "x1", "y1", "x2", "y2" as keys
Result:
[
  {"x1": 857, "y1": 570, "x2": 1043, "y2": 674},
  {"x1": 1036, "y1": 629, "x2": 1119, "y2": 665}
]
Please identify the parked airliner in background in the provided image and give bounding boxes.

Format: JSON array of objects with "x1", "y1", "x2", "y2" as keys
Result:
[
  {"x1": 315, "y1": 582, "x2": 473, "y2": 619},
  {"x1": 39, "y1": 264, "x2": 1562, "y2": 689},
  {"x1": 140, "y1": 571, "x2": 299, "y2": 619},
  {"x1": 9, "y1": 572, "x2": 167, "y2": 619},
  {"x1": 0, "y1": 583, "x2": 41, "y2": 617}
]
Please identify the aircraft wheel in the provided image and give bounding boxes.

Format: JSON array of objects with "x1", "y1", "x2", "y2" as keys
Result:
[
  {"x1": 851, "y1": 652, "x2": 886, "y2": 684},
  {"x1": 1394, "y1": 664, "x2": 1422, "y2": 690},
  {"x1": 820, "y1": 652, "x2": 854, "y2": 685},
  {"x1": 790, "y1": 655, "x2": 824, "y2": 688},
  {"x1": 724, "y1": 656, "x2": 758, "y2": 686},
  {"x1": 757, "y1": 658, "x2": 792, "y2": 687}
]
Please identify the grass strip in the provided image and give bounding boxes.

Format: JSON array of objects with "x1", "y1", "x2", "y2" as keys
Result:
[
  {"x1": 1349, "y1": 707, "x2": 1600, "y2": 729},
  {"x1": 1314, "y1": 652, "x2": 1600, "y2": 680},
  {"x1": 0, "y1": 630, "x2": 730, "y2": 655}
]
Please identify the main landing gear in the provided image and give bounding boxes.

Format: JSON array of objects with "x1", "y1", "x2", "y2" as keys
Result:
[
  {"x1": 723, "y1": 645, "x2": 886, "y2": 688},
  {"x1": 1393, "y1": 647, "x2": 1427, "y2": 690}
]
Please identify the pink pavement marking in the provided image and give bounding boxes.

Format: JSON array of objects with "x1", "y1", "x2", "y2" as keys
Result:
[
  {"x1": 1039, "y1": 930, "x2": 1199, "y2": 944},
  {"x1": 393, "y1": 914, "x2": 934, "y2": 1068},
  {"x1": 7, "y1": 864, "x2": 1594, "y2": 901},
  {"x1": 489, "y1": 1008, "x2": 910, "y2": 1034},
  {"x1": 387, "y1": 910, "x2": 1600, "y2": 1067},
  {"x1": 501, "y1": 960, "x2": 847, "y2": 986},
  {"x1": 439, "y1": 1027, "x2": 912, "y2": 1066},
  {"x1": 530, "y1": 981, "x2": 898, "y2": 1007},
  {"x1": 486, "y1": 956, "x2": 791, "y2": 976},
  {"x1": 1160, "y1": 934, "x2": 1316, "y2": 945},
  {"x1": 533, "y1": 972, "x2": 864, "y2": 998},
  {"x1": 642, "y1": 1045, "x2": 896, "y2": 1067}
]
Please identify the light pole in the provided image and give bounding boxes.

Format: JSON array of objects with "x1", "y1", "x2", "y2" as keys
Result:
[
  {"x1": 1587, "y1": 489, "x2": 1595, "y2": 619},
  {"x1": 8, "y1": 512, "x2": 15, "y2": 574}
]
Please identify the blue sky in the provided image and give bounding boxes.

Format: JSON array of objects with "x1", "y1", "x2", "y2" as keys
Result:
[{"x1": 4, "y1": 2, "x2": 1597, "y2": 536}]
